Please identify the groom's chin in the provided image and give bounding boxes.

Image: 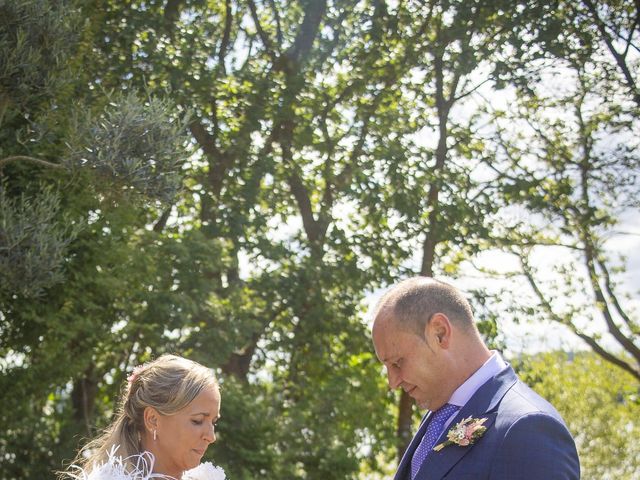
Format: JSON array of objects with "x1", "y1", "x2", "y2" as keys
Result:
[{"x1": 415, "y1": 399, "x2": 429, "y2": 410}]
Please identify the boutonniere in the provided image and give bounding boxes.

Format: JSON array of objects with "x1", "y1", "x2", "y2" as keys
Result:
[{"x1": 433, "y1": 416, "x2": 488, "y2": 451}]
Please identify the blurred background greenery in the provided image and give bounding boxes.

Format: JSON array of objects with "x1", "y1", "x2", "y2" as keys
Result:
[{"x1": 1, "y1": 1, "x2": 638, "y2": 478}]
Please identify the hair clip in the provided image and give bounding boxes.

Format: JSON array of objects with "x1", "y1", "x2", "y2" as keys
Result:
[{"x1": 127, "y1": 364, "x2": 145, "y2": 384}]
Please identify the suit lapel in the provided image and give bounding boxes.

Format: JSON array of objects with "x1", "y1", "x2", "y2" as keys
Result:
[
  {"x1": 414, "y1": 366, "x2": 519, "y2": 480},
  {"x1": 394, "y1": 410, "x2": 434, "y2": 480},
  {"x1": 418, "y1": 411, "x2": 497, "y2": 479},
  {"x1": 457, "y1": 365, "x2": 518, "y2": 416}
]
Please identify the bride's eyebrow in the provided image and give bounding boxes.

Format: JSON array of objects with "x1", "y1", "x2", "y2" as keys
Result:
[{"x1": 190, "y1": 412, "x2": 221, "y2": 423}]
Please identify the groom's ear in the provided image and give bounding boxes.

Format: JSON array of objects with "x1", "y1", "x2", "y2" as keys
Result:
[{"x1": 427, "y1": 313, "x2": 452, "y2": 349}]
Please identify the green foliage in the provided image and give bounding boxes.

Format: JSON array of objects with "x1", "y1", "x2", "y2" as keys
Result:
[
  {"x1": 65, "y1": 91, "x2": 189, "y2": 203},
  {"x1": 0, "y1": 2, "x2": 193, "y2": 478},
  {"x1": 481, "y1": 17, "x2": 640, "y2": 379},
  {"x1": 0, "y1": 184, "x2": 81, "y2": 299},
  {"x1": 0, "y1": 0, "x2": 76, "y2": 118},
  {"x1": 516, "y1": 351, "x2": 640, "y2": 479},
  {"x1": 0, "y1": 0, "x2": 190, "y2": 303}
]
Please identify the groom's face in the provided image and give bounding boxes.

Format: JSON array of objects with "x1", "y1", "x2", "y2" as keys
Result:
[{"x1": 373, "y1": 315, "x2": 451, "y2": 411}]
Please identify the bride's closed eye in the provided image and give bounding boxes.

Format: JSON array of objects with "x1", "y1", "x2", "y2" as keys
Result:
[{"x1": 191, "y1": 418, "x2": 217, "y2": 427}]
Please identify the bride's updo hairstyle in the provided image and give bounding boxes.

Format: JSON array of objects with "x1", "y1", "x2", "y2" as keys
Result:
[{"x1": 67, "y1": 354, "x2": 218, "y2": 474}]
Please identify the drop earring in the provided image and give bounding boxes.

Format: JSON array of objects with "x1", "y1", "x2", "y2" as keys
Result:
[{"x1": 153, "y1": 429, "x2": 157, "y2": 441}]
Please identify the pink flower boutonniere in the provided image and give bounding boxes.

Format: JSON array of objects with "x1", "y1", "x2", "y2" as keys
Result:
[{"x1": 433, "y1": 416, "x2": 488, "y2": 452}]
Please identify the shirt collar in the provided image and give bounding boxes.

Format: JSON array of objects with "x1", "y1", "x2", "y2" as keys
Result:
[{"x1": 448, "y1": 351, "x2": 508, "y2": 408}]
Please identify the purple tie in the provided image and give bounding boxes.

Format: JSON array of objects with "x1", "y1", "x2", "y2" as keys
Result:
[{"x1": 411, "y1": 403, "x2": 459, "y2": 479}]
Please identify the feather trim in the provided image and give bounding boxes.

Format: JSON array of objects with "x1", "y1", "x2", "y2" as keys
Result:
[{"x1": 66, "y1": 446, "x2": 172, "y2": 480}]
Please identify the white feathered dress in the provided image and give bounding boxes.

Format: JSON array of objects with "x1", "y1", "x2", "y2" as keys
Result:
[{"x1": 66, "y1": 446, "x2": 226, "y2": 480}]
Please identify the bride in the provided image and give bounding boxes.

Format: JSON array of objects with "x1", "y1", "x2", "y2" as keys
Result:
[{"x1": 61, "y1": 354, "x2": 225, "y2": 480}]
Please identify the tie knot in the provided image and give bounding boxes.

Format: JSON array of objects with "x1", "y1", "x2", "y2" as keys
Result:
[{"x1": 433, "y1": 403, "x2": 458, "y2": 422}]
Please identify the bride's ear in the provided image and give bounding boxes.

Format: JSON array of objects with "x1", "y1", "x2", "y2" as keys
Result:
[{"x1": 143, "y1": 406, "x2": 160, "y2": 433}]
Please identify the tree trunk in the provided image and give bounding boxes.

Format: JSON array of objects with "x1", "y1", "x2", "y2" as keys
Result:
[{"x1": 71, "y1": 365, "x2": 98, "y2": 435}]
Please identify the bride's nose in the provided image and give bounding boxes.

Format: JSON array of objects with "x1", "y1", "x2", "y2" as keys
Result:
[{"x1": 203, "y1": 423, "x2": 216, "y2": 444}]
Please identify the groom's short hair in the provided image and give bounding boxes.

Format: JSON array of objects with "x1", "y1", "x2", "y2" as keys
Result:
[{"x1": 376, "y1": 276, "x2": 475, "y2": 336}]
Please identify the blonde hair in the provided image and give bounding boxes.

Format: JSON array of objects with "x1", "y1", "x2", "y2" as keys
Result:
[{"x1": 62, "y1": 354, "x2": 218, "y2": 476}]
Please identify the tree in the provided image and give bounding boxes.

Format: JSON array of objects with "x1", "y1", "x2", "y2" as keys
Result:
[
  {"x1": 353, "y1": 0, "x2": 526, "y2": 459},
  {"x1": 1, "y1": 2, "x2": 191, "y2": 478},
  {"x1": 480, "y1": 0, "x2": 639, "y2": 380}
]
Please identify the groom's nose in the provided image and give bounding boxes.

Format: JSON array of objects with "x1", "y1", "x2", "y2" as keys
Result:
[{"x1": 387, "y1": 368, "x2": 402, "y2": 390}]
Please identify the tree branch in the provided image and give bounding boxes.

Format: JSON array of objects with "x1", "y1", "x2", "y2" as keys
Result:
[
  {"x1": 248, "y1": 0, "x2": 278, "y2": 63},
  {"x1": 520, "y1": 251, "x2": 639, "y2": 380},
  {"x1": 189, "y1": 119, "x2": 221, "y2": 158},
  {"x1": 582, "y1": 233, "x2": 640, "y2": 360},
  {"x1": 286, "y1": 0, "x2": 327, "y2": 66},
  {"x1": 153, "y1": 207, "x2": 172, "y2": 233},
  {"x1": 218, "y1": 0, "x2": 234, "y2": 73},
  {"x1": 288, "y1": 170, "x2": 326, "y2": 245},
  {"x1": 581, "y1": 0, "x2": 640, "y2": 107},
  {"x1": 268, "y1": 0, "x2": 283, "y2": 46},
  {"x1": 0, "y1": 155, "x2": 64, "y2": 171},
  {"x1": 574, "y1": 330, "x2": 639, "y2": 380},
  {"x1": 621, "y1": 3, "x2": 640, "y2": 57},
  {"x1": 596, "y1": 256, "x2": 639, "y2": 336},
  {"x1": 164, "y1": 0, "x2": 184, "y2": 26},
  {"x1": 189, "y1": 118, "x2": 233, "y2": 218},
  {"x1": 574, "y1": 105, "x2": 640, "y2": 360},
  {"x1": 453, "y1": 77, "x2": 491, "y2": 103}
]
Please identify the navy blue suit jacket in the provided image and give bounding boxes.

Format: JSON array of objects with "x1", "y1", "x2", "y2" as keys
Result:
[{"x1": 395, "y1": 366, "x2": 580, "y2": 480}]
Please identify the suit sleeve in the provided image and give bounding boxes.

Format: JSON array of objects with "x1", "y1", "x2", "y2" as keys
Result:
[{"x1": 490, "y1": 412, "x2": 580, "y2": 480}]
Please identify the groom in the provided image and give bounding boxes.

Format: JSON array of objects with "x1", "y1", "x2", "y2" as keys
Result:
[{"x1": 372, "y1": 277, "x2": 580, "y2": 480}]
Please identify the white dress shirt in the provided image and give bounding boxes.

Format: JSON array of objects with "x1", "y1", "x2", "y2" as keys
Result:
[{"x1": 441, "y1": 351, "x2": 508, "y2": 430}]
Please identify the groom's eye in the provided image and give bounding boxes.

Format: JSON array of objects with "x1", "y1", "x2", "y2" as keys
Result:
[{"x1": 192, "y1": 419, "x2": 203, "y2": 425}]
